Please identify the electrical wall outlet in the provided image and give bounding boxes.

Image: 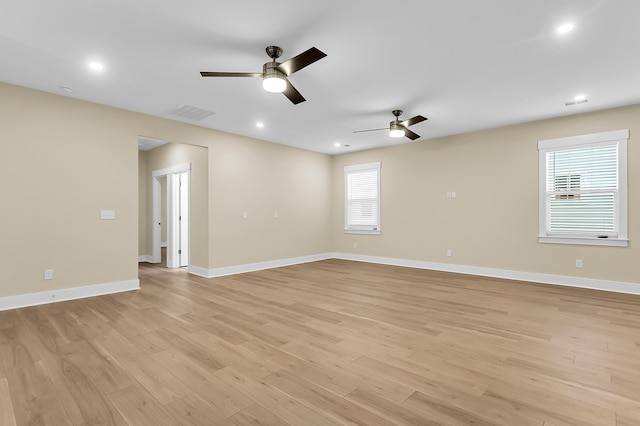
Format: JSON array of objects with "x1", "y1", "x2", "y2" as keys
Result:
[
  {"x1": 446, "y1": 249, "x2": 452, "y2": 257},
  {"x1": 44, "y1": 269, "x2": 54, "y2": 280},
  {"x1": 576, "y1": 259, "x2": 583, "y2": 269}
]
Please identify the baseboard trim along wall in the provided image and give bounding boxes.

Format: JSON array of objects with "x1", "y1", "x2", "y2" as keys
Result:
[
  {"x1": 187, "y1": 252, "x2": 639, "y2": 296},
  {"x1": 5, "y1": 253, "x2": 638, "y2": 312},
  {"x1": 332, "y1": 252, "x2": 640, "y2": 296},
  {"x1": 0, "y1": 279, "x2": 140, "y2": 312},
  {"x1": 138, "y1": 255, "x2": 154, "y2": 263},
  {"x1": 188, "y1": 253, "x2": 334, "y2": 278}
]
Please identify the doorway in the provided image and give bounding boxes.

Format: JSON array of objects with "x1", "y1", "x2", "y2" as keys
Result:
[{"x1": 152, "y1": 163, "x2": 191, "y2": 269}]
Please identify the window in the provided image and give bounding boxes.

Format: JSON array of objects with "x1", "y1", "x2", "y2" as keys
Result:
[
  {"x1": 344, "y1": 162, "x2": 381, "y2": 234},
  {"x1": 538, "y1": 129, "x2": 628, "y2": 246}
]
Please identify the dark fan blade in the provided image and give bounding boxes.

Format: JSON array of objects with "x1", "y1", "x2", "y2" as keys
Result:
[
  {"x1": 282, "y1": 79, "x2": 306, "y2": 104},
  {"x1": 401, "y1": 115, "x2": 428, "y2": 127},
  {"x1": 404, "y1": 128, "x2": 420, "y2": 140},
  {"x1": 200, "y1": 71, "x2": 262, "y2": 77},
  {"x1": 353, "y1": 128, "x2": 388, "y2": 134},
  {"x1": 276, "y1": 47, "x2": 327, "y2": 76}
]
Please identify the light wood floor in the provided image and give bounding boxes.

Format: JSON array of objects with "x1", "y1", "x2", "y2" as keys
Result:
[{"x1": 1, "y1": 260, "x2": 640, "y2": 425}]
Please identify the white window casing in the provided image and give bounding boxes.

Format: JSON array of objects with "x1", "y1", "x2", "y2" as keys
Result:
[
  {"x1": 538, "y1": 129, "x2": 628, "y2": 247},
  {"x1": 344, "y1": 162, "x2": 381, "y2": 235}
]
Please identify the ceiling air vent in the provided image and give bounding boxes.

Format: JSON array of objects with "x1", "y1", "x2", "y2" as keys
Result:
[{"x1": 170, "y1": 105, "x2": 215, "y2": 121}]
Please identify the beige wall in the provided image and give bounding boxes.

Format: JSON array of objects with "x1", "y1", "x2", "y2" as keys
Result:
[
  {"x1": 1, "y1": 81, "x2": 332, "y2": 299},
  {"x1": 209, "y1": 134, "x2": 332, "y2": 268},
  {"x1": 331, "y1": 104, "x2": 640, "y2": 285},
  {"x1": 0, "y1": 83, "x2": 139, "y2": 297},
  {"x1": 1, "y1": 79, "x2": 637, "y2": 301},
  {"x1": 136, "y1": 133, "x2": 332, "y2": 271}
]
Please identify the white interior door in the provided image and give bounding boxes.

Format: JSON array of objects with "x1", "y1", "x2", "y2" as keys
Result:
[
  {"x1": 178, "y1": 172, "x2": 189, "y2": 267},
  {"x1": 167, "y1": 174, "x2": 179, "y2": 268},
  {"x1": 167, "y1": 171, "x2": 189, "y2": 268}
]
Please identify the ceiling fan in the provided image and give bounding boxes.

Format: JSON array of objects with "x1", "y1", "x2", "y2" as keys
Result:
[
  {"x1": 200, "y1": 45, "x2": 327, "y2": 105},
  {"x1": 354, "y1": 110, "x2": 428, "y2": 140}
]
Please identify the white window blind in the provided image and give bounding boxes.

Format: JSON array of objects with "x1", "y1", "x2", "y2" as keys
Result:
[
  {"x1": 546, "y1": 144, "x2": 617, "y2": 235},
  {"x1": 344, "y1": 162, "x2": 381, "y2": 234},
  {"x1": 538, "y1": 129, "x2": 628, "y2": 246}
]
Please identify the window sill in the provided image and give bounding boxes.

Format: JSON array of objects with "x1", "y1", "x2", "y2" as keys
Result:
[
  {"x1": 538, "y1": 236, "x2": 628, "y2": 247},
  {"x1": 345, "y1": 229, "x2": 381, "y2": 235}
]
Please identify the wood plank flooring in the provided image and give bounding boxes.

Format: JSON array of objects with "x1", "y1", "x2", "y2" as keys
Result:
[{"x1": 1, "y1": 259, "x2": 640, "y2": 425}]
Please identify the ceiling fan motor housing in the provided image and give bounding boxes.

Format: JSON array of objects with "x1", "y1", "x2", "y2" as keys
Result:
[{"x1": 263, "y1": 61, "x2": 285, "y2": 77}]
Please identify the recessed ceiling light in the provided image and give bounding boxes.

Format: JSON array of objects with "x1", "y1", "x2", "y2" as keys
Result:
[
  {"x1": 88, "y1": 61, "x2": 104, "y2": 71},
  {"x1": 574, "y1": 94, "x2": 587, "y2": 102},
  {"x1": 256, "y1": 122, "x2": 264, "y2": 128},
  {"x1": 557, "y1": 22, "x2": 575, "y2": 34},
  {"x1": 334, "y1": 142, "x2": 341, "y2": 147}
]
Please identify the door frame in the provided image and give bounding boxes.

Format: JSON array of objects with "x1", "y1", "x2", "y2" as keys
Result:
[{"x1": 151, "y1": 163, "x2": 191, "y2": 266}]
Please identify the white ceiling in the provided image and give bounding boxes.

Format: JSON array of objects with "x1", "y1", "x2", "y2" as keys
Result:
[{"x1": 2, "y1": 0, "x2": 639, "y2": 155}]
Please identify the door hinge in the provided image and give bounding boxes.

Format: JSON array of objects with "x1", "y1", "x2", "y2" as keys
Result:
[{"x1": 178, "y1": 249, "x2": 182, "y2": 254}]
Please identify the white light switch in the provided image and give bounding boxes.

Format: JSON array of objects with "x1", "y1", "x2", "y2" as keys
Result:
[
  {"x1": 100, "y1": 210, "x2": 115, "y2": 220},
  {"x1": 242, "y1": 211, "x2": 248, "y2": 219}
]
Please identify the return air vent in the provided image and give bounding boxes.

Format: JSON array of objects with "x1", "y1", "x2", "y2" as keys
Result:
[{"x1": 170, "y1": 105, "x2": 216, "y2": 121}]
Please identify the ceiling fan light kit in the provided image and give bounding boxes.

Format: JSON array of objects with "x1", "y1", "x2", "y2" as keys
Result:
[
  {"x1": 389, "y1": 122, "x2": 406, "y2": 138},
  {"x1": 262, "y1": 62, "x2": 287, "y2": 93}
]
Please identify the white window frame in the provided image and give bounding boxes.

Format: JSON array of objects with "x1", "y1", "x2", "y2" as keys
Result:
[
  {"x1": 344, "y1": 162, "x2": 381, "y2": 235},
  {"x1": 538, "y1": 129, "x2": 628, "y2": 247}
]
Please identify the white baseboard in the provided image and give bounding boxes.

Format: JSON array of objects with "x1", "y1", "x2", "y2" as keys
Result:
[
  {"x1": 332, "y1": 252, "x2": 640, "y2": 296},
  {"x1": 138, "y1": 255, "x2": 153, "y2": 263},
  {"x1": 161, "y1": 242, "x2": 167, "y2": 248},
  {"x1": 189, "y1": 252, "x2": 639, "y2": 295},
  {"x1": 5, "y1": 253, "x2": 635, "y2": 312},
  {"x1": 187, "y1": 265, "x2": 210, "y2": 277},
  {"x1": 189, "y1": 253, "x2": 334, "y2": 278},
  {"x1": 0, "y1": 279, "x2": 140, "y2": 312}
]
